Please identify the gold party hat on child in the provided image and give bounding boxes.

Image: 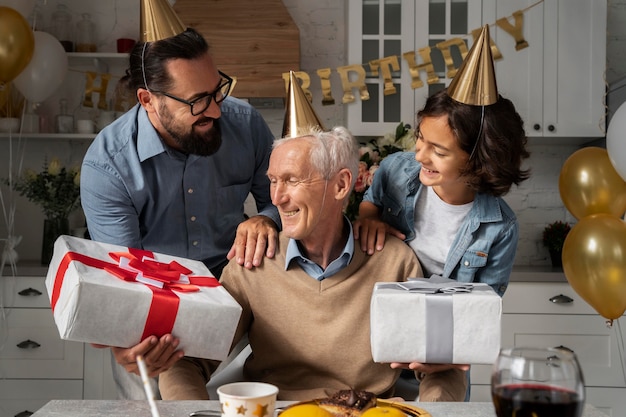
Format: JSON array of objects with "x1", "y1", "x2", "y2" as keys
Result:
[
  {"x1": 282, "y1": 71, "x2": 325, "y2": 138},
  {"x1": 447, "y1": 24, "x2": 498, "y2": 106},
  {"x1": 141, "y1": 0, "x2": 186, "y2": 42}
]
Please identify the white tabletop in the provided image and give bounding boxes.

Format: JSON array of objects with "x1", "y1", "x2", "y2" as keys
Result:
[{"x1": 31, "y1": 399, "x2": 609, "y2": 417}]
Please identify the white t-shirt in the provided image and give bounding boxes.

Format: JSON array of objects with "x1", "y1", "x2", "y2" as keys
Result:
[{"x1": 408, "y1": 186, "x2": 473, "y2": 277}]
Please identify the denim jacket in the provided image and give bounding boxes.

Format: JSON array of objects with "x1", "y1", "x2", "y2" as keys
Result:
[{"x1": 363, "y1": 152, "x2": 518, "y2": 296}]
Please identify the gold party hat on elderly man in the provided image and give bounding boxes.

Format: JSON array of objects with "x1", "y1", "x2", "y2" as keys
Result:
[
  {"x1": 282, "y1": 71, "x2": 325, "y2": 138},
  {"x1": 447, "y1": 24, "x2": 498, "y2": 106},
  {"x1": 141, "y1": 0, "x2": 186, "y2": 42}
]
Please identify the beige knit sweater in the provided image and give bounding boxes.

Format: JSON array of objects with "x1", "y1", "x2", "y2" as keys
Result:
[{"x1": 159, "y1": 234, "x2": 422, "y2": 401}]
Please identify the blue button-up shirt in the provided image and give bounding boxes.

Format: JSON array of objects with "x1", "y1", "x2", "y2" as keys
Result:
[
  {"x1": 285, "y1": 218, "x2": 354, "y2": 280},
  {"x1": 80, "y1": 97, "x2": 280, "y2": 274}
]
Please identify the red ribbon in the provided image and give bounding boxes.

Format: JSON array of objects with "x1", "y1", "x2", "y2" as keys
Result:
[{"x1": 51, "y1": 248, "x2": 220, "y2": 341}]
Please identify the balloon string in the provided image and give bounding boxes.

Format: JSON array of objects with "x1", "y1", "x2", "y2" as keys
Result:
[{"x1": 615, "y1": 319, "x2": 626, "y2": 386}]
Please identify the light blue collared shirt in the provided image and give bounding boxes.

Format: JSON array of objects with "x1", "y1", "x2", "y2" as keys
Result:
[{"x1": 284, "y1": 217, "x2": 354, "y2": 280}]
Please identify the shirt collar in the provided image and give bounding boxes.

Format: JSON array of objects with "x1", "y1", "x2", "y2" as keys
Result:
[
  {"x1": 136, "y1": 105, "x2": 169, "y2": 162},
  {"x1": 285, "y1": 216, "x2": 355, "y2": 276}
]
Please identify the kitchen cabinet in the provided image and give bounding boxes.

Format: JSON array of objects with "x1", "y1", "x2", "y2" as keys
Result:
[
  {"x1": 346, "y1": 0, "x2": 484, "y2": 136},
  {"x1": 346, "y1": 0, "x2": 606, "y2": 140},
  {"x1": 484, "y1": 0, "x2": 606, "y2": 138},
  {"x1": 0, "y1": 274, "x2": 116, "y2": 417},
  {"x1": 469, "y1": 281, "x2": 626, "y2": 417}
]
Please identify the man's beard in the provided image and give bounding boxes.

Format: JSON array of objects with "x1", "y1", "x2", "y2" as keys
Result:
[{"x1": 158, "y1": 103, "x2": 223, "y2": 156}]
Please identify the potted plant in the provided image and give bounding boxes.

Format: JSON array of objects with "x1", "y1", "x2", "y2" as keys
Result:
[{"x1": 542, "y1": 221, "x2": 571, "y2": 268}]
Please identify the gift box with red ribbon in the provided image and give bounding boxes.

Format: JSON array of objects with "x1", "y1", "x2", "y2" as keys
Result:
[{"x1": 45, "y1": 235, "x2": 242, "y2": 360}]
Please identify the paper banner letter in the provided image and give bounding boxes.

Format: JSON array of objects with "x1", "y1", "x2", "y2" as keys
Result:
[
  {"x1": 496, "y1": 11, "x2": 529, "y2": 51},
  {"x1": 369, "y1": 56, "x2": 400, "y2": 96},
  {"x1": 281, "y1": 71, "x2": 312, "y2": 102},
  {"x1": 83, "y1": 71, "x2": 111, "y2": 109},
  {"x1": 435, "y1": 38, "x2": 470, "y2": 79},
  {"x1": 402, "y1": 48, "x2": 439, "y2": 89},
  {"x1": 336, "y1": 64, "x2": 369, "y2": 104},
  {"x1": 316, "y1": 68, "x2": 335, "y2": 105}
]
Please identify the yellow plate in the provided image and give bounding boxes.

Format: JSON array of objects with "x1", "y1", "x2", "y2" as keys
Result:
[{"x1": 279, "y1": 399, "x2": 431, "y2": 417}]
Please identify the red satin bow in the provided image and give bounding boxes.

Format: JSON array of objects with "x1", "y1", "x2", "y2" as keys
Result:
[{"x1": 51, "y1": 247, "x2": 220, "y2": 341}]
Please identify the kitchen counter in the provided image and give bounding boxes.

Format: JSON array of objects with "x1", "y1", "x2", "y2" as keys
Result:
[{"x1": 31, "y1": 400, "x2": 609, "y2": 417}]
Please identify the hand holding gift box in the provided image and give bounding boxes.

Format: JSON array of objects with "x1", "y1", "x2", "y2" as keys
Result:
[
  {"x1": 370, "y1": 276, "x2": 502, "y2": 364},
  {"x1": 45, "y1": 235, "x2": 242, "y2": 360}
]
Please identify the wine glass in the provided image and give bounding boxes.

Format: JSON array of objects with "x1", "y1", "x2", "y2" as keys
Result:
[{"x1": 491, "y1": 346, "x2": 585, "y2": 417}]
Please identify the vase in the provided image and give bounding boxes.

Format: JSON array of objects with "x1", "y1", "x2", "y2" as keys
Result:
[
  {"x1": 42, "y1": 217, "x2": 70, "y2": 265},
  {"x1": 549, "y1": 249, "x2": 563, "y2": 269}
]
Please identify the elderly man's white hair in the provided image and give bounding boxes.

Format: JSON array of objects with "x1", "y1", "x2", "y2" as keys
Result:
[{"x1": 273, "y1": 126, "x2": 360, "y2": 190}]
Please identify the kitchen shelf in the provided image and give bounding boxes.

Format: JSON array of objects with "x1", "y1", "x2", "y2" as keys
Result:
[
  {"x1": 0, "y1": 133, "x2": 96, "y2": 141},
  {"x1": 67, "y1": 52, "x2": 129, "y2": 61}
]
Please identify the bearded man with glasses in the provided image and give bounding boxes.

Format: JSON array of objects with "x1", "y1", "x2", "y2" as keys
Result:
[{"x1": 80, "y1": 27, "x2": 280, "y2": 400}]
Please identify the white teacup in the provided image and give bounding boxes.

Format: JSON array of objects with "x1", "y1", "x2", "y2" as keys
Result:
[{"x1": 217, "y1": 382, "x2": 278, "y2": 417}]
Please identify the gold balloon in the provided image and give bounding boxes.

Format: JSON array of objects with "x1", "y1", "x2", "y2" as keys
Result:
[
  {"x1": 559, "y1": 147, "x2": 626, "y2": 220},
  {"x1": 562, "y1": 214, "x2": 626, "y2": 320},
  {"x1": 0, "y1": 6, "x2": 35, "y2": 85}
]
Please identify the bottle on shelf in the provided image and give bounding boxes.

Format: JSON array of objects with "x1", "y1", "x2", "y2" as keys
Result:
[
  {"x1": 55, "y1": 98, "x2": 74, "y2": 134},
  {"x1": 76, "y1": 13, "x2": 97, "y2": 52},
  {"x1": 22, "y1": 102, "x2": 40, "y2": 134},
  {"x1": 49, "y1": 3, "x2": 74, "y2": 52}
]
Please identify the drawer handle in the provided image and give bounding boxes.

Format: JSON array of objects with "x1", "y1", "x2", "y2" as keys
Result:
[
  {"x1": 554, "y1": 345, "x2": 574, "y2": 353},
  {"x1": 549, "y1": 294, "x2": 573, "y2": 304},
  {"x1": 17, "y1": 339, "x2": 41, "y2": 349},
  {"x1": 15, "y1": 411, "x2": 34, "y2": 417},
  {"x1": 18, "y1": 287, "x2": 42, "y2": 297}
]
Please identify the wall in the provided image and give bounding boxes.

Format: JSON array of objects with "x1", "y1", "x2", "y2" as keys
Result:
[{"x1": 2, "y1": 0, "x2": 625, "y2": 268}]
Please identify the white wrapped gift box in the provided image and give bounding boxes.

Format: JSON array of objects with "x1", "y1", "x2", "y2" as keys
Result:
[
  {"x1": 370, "y1": 278, "x2": 501, "y2": 364},
  {"x1": 45, "y1": 235, "x2": 242, "y2": 360}
]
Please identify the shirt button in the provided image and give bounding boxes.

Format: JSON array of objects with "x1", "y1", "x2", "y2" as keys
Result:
[
  {"x1": 464, "y1": 260, "x2": 470, "y2": 266},
  {"x1": 187, "y1": 188, "x2": 194, "y2": 194},
  {"x1": 387, "y1": 208, "x2": 391, "y2": 212},
  {"x1": 190, "y1": 216, "x2": 197, "y2": 222},
  {"x1": 192, "y1": 241, "x2": 199, "y2": 246}
]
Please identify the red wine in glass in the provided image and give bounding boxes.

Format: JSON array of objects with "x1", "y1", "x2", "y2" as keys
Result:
[
  {"x1": 491, "y1": 347, "x2": 585, "y2": 417},
  {"x1": 492, "y1": 383, "x2": 583, "y2": 417}
]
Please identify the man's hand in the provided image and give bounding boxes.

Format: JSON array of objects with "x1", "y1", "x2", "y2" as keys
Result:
[
  {"x1": 353, "y1": 217, "x2": 406, "y2": 255},
  {"x1": 227, "y1": 215, "x2": 278, "y2": 268},
  {"x1": 93, "y1": 334, "x2": 184, "y2": 378}
]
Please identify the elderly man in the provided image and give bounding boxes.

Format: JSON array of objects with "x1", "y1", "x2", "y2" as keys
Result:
[{"x1": 157, "y1": 126, "x2": 434, "y2": 400}]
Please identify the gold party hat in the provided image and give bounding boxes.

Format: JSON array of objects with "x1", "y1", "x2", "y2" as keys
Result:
[
  {"x1": 282, "y1": 71, "x2": 325, "y2": 138},
  {"x1": 447, "y1": 24, "x2": 498, "y2": 106},
  {"x1": 141, "y1": 0, "x2": 186, "y2": 42}
]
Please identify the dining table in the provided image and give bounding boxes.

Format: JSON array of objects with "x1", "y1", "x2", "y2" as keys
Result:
[{"x1": 31, "y1": 399, "x2": 609, "y2": 417}]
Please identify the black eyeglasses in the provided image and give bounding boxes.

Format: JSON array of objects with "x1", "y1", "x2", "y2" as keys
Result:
[{"x1": 152, "y1": 71, "x2": 233, "y2": 116}]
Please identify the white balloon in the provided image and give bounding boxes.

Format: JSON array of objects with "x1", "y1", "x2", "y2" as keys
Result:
[
  {"x1": 0, "y1": 0, "x2": 35, "y2": 18},
  {"x1": 13, "y1": 31, "x2": 68, "y2": 104},
  {"x1": 607, "y1": 101, "x2": 626, "y2": 182}
]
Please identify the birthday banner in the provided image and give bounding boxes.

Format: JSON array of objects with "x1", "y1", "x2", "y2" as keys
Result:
[
  {"x1": 280, "y1": 4, "x2": 538, "y2": 107},
  {"x1": 79, "y1": 3, "x2": 539, "y2": 111}
]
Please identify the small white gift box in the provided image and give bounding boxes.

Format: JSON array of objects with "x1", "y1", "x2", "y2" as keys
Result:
[
  {"x1": 45, "y1": 235, "x2": 242, "y2": 360},
  {"x1": 370, "y1": 277, "x2": 501, "y2": 364}
]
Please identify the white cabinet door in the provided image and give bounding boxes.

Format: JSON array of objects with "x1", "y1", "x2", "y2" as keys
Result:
[
  {"x1": 346, "y1": 0, "x2": 484, "y2": 136},
  {"x1": 488, "y1": 0, "x2": 606, "y2": 138}
]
